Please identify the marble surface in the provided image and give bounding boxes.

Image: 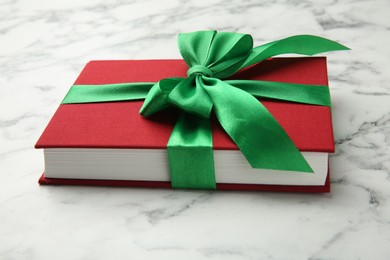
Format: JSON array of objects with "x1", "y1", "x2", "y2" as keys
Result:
[{"x1": 1, "y1": 0, "x2": 389, "y2": 259}]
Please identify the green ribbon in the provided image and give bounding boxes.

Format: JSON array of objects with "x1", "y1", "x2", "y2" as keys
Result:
[{"x1": 62, "y1": 30, "x2": 348, "y2": 189}]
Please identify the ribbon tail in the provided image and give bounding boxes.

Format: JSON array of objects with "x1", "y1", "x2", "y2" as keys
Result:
[
  {"x1": 202, "y1": 77, "x2": 314, "y2": 173},
  {"x1": 167, "y1": 112, "x2": 216, "y2": 189},
  {"x1": 241, "y1": 35, "x2": 350, "y2": 68}
]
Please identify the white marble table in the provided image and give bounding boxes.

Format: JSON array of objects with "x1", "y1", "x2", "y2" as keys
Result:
[{"x1": 1, "y1": 0, "x2": 389, "y2": 259}]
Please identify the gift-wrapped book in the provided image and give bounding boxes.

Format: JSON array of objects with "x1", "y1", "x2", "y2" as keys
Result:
[{"x1": 35, "y1": 31, "x2": 348, "y2": 192}]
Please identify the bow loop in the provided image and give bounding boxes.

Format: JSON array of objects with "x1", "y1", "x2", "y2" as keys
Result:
[
  {"x1": 139, "y1": 78, "x2": 182, "y2": 117},
  {"x1": 178, "y1": 30, "x2": 253, "y2": 79}
]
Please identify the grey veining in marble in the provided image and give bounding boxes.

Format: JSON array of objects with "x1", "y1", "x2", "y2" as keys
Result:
[{"x1": 1, "y1": 0, "x2": 389, "y2": 259}]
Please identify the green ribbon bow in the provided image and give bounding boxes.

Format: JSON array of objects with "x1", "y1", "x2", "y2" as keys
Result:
[{"x1": 62, "y1": 30, "x2": 348, "y2": 189}]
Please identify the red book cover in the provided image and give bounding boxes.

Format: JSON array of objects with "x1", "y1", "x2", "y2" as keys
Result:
[{"x1": 36, "y1": 57, "x2": 334, "y2": 192}]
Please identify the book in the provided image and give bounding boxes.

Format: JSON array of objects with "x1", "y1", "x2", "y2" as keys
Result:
[{"x1": 36, "y1": 57, "x2": 334, "y2": 192}]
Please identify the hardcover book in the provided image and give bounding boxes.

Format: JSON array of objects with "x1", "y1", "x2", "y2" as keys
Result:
[{"x1": 36, "y1": 57, "x2": 334, "y2": 192}]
